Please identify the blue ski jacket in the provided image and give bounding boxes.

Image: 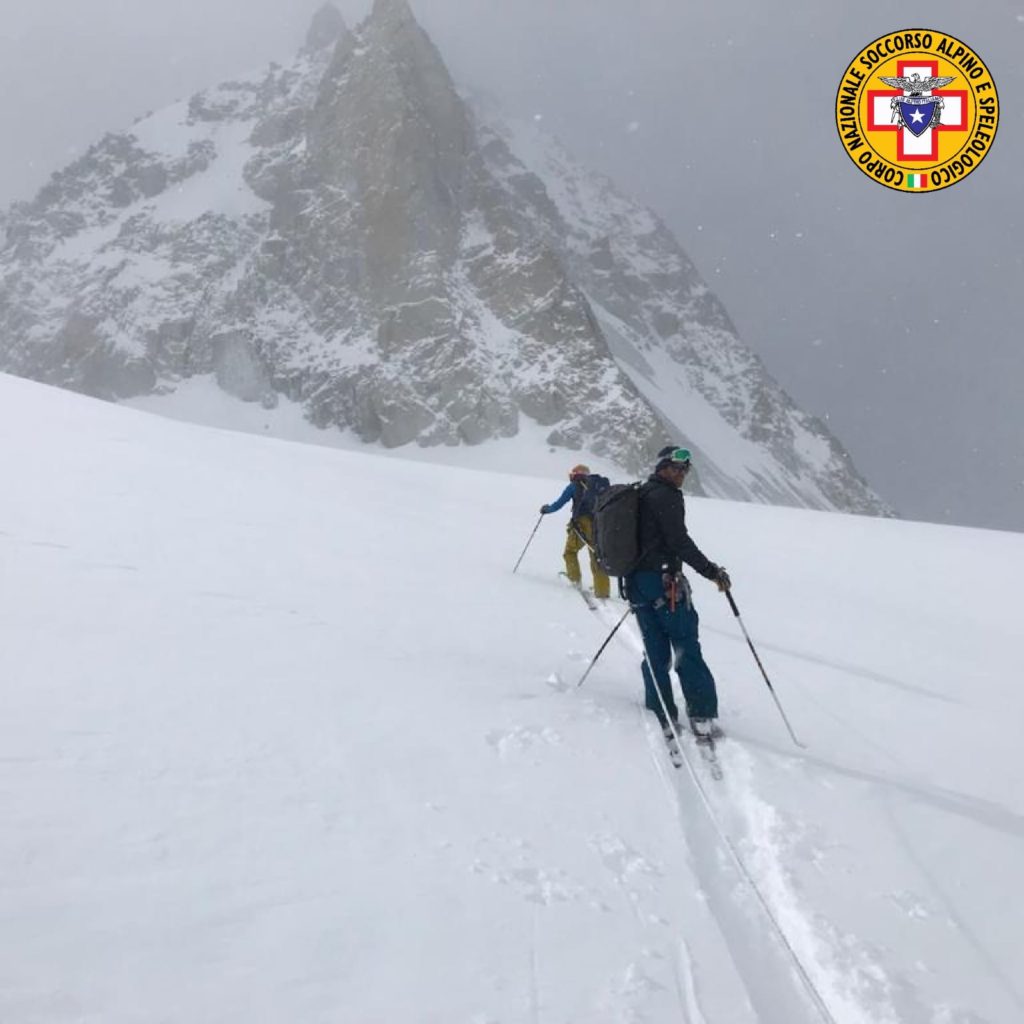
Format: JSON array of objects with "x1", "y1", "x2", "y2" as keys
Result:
[{"x1": 543, "y1": 482, "x2": 577, "y2": 516}]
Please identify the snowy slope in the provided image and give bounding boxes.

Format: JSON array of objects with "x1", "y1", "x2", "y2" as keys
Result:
[{"x1": 2, "y1": 373, "x2": 1022, "y2": 1024}]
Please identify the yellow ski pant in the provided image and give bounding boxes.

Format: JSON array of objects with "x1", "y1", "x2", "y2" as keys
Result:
[{"x1": 563, "y1": 515, "x2": 610, "y2": 599}]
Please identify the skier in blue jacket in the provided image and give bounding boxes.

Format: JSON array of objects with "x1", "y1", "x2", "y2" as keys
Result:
[{"x1": 540, "y1": 464, "x2": 611, "y2": 599}]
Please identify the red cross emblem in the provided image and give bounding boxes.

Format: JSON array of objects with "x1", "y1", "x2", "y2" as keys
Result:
[{"x1": 867, "y1": 60, "x2": 968, "y2": 161}]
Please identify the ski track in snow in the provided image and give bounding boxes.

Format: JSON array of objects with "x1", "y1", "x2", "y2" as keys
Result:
[
  {"x1": 575, "y1": 589, "x2": 1021, "y2": 1023},
  {"x1": 881, "y1": 798, "x2": 1024, "y2": 1017},
  {"x1": 591, "y1": 605, "x2": 846, "y2": 1024},
  {"x1": 491, "y1": 562, "x2": 1022, "y2": 1022},
  {"x1": 702, "y1": 622, "x2": 960, "y2": 706}
]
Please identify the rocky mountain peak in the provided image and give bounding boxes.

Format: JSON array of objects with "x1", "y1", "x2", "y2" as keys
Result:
[
  {"x1": 303, "y1": 3, "x2": 349, "y2": 53},
  {"x1": 0, "y1": 1, "x2": 889, "y2": 515},
  {"x1": 356, "y1": 0, "x2": 463, "y2": 107},
  {"x1": 367, "y1": 0, "x2": 418, "y2": 31},
  {"x1": 306, "y1": 0, "x2": 472, "y2": 300}
]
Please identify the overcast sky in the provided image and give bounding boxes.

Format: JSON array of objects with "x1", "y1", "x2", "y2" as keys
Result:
[{"x1": 1, "y1": 0, "x2": 1022, "y2": 531}]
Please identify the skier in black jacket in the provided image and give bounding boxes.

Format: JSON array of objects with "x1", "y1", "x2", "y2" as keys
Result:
[{"x1": 625, "y1": 445, "x2": 731, "y2": 739}]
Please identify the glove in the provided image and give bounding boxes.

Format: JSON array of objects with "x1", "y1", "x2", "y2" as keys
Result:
[
  {"x1": 713, "y1": 566, "x2": 731, "y2": 592},
  {"x1": 539, "y1": 504, "x2": 550, "y2": 514}
]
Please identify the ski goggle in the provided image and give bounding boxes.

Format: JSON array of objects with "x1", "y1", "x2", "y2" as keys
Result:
[{"x1": 658, "y1": 447, "x2": 692, "y2": 470}]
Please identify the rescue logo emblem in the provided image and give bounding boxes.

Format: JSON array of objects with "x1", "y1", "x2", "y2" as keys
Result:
[{"x1": 835, "y1": 30, "x2": 998, "y2": 192}]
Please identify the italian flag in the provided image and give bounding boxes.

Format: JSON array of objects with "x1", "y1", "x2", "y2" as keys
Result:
[{"x1": 907, "y1": 173, "x2": 929, "y2": 189}]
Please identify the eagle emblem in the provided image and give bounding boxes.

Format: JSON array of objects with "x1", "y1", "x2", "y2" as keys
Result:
[{"x1": 879, "y1": 72, "x2": 957, "y2": 138}]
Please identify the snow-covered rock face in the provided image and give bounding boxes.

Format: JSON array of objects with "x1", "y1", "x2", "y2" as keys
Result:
[{"x1": 0, "y1": 0, "x2": 888, "y2": 514}]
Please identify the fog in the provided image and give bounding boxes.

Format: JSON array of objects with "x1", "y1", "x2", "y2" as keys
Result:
[{"x1": 1, "y1": 0, "x2": 1021, "y2": 530}]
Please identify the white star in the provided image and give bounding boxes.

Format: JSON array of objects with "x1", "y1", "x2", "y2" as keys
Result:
[{"x1": 910, "y1": 108, "x2": 926, "y2": 124}]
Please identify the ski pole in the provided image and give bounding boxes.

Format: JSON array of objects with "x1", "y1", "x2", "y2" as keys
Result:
[
  {"x1": 577, "y1": 606, "x2": 631, "y2": 687},
  {"x1": 724, "y1": 590, "x2": 805, "y2": 748},
  {"x1": 570, "y1": 523, "x2": 594, "y2": 552},
  {"x1": 512, "y1": 514, "x2": 545, "y2": 574}
]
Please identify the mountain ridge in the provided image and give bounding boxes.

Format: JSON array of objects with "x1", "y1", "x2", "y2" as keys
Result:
[{"x1": 0, "y1": 1, "x2": 889, "y2": 515}]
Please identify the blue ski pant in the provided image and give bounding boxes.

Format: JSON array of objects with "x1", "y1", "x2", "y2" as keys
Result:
[{"x1": 627, "y1": 571, "x2": 719, "y2": 723}]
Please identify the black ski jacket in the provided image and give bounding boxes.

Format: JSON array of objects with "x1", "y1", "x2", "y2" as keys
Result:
[{"x1": 632, "y1": 476, "x2": 718, "y2": 579}]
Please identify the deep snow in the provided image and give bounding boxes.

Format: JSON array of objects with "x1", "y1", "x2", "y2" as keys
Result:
[{"x1": 3, "y1": 373, "x2": 1023, "y2": 1023}]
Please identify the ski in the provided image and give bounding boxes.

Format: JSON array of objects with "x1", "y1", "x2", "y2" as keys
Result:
[
  {"x1": 559, "y1": 571, "x2": 598, "y2": 611},
  {"x1": 661, "y1": 728, "x2": 684, "y2": 768},
  {"x1": 690, "y1": 725, "x2": 723, "y2": 781}
]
